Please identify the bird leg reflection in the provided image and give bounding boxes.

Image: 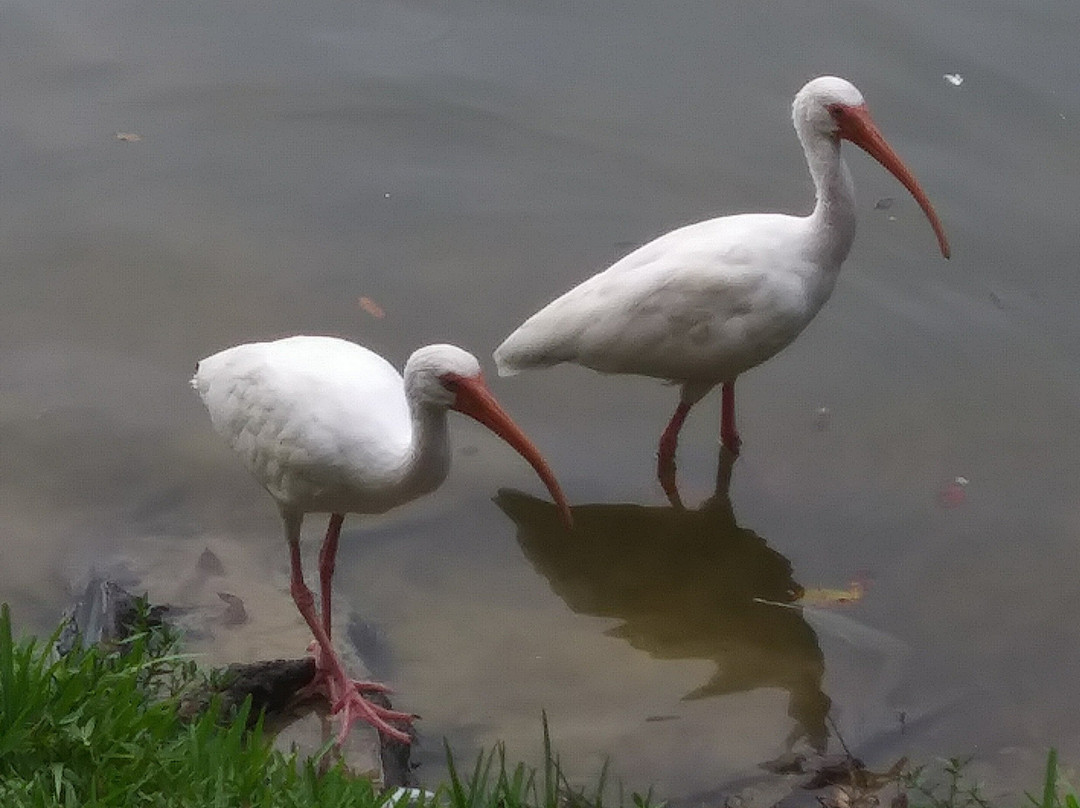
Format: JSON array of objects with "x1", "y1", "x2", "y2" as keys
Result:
[
  {"x1": 715, "y1": 444, "x2": 736, "y2": 499},
  {"x1": 657, "y1": 401, "x2": 693, "y2": 509}
]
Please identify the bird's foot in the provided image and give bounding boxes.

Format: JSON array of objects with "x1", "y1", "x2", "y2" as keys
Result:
[
  {"x1": 298, "y1": 641, "x2": 413, "y2": 744},
  {"x1": 302, "y1": 640, "x2": 394, "y2": 695},
  {"x1": 350, "y1": 679, "x2": 393, "y2": 695},
  {"x1": 327, "y1": 674, "x2": 415, "y2": 746},
  {"x1": 299, "y1": 666, "x2": 393, "y2": 703}
]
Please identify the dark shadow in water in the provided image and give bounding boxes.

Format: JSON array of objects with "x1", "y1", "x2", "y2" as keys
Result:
[{"x1": 494, "y1": 452, "x2": 830, "y2": 753}]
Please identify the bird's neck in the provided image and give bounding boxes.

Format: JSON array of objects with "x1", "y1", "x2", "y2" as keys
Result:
[
  {"x1": 802, "y1": 133, "x2": 858, "y2": 269},
  {"x1": 398, "y1": 403, "x2": 452, "y2": 498}
]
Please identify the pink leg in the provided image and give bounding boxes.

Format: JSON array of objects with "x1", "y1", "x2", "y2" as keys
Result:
[
  {"x1": 289, "y1": 539, "x2": 413, "y2": 745},
  {"x1": 318, "y1": 514, "x2": 344, "y2": 638},
  {"x1": 657, "y1": 401, "x2": 693, "y2": 509},
  {"x1": 308, "y1": 514, "x2": 390, "y2": 698},
  {"x1": 721, "y1": 382, "x2": 742, "y2": 455}
]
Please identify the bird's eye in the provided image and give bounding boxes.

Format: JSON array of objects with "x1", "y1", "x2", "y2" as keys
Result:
[{"x1": 825, "y1": 105, "x2": 851, "y2": 128}]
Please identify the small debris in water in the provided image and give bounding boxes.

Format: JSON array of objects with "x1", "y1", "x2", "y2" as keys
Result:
[
  {"x1": 937, "y1": 476, "x2": 969, "y2": 508},
  {"x1": 197, "y1": 547, "x2": 226, "y2": 576},
  {"x1": 217, "y1": 591, "x2": 248, "y2": 626},
  {"x1": 804, "y1": 754, "x2": 907, "y2": 792},
  {"x1": 383, "y1": 192, "x2": 391, "y2": 199},
  {"x1": 943, "y1": 73, "x2": 964, "y2": 87},
  {"x1": 387, "y1": 788, "x2": 438, "y2": 808},
  {"x1": 762, "y1": 751, "x2": 807, "y2": 774},
  {"x1": 801, "y1": 755, "x2": 868, "y2": 790},
  {"x1": 358, "y1": 296, "x2": 385, "y2": 318},
  {"x1": 644, "y1": 714, "x2": 680, "y2": 722},
  {"x1": 814, "y1": 406, "x2": 832, "y2": 431},
  {"x1": 874, "y1": 197, "x2": 894, "y2": 210},
  {"x1": 115, "y1": 131, "x2": 142, "y2": 142}
]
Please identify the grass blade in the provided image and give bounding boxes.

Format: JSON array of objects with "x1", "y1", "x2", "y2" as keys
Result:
[{"x1": 1043, "y1": 749, "x2": 1059, "y2": 808}]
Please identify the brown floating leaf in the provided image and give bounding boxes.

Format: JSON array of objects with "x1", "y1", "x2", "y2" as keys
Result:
[
  {"x1": 115, "y1": 132, "x2": 142, "y2": 142},
  {"x1": 358, "y1": 296, "x2": 385, "y2": 318},
  {"x1": 799, "y1": 579, "x2": 866, "y2": 607}
]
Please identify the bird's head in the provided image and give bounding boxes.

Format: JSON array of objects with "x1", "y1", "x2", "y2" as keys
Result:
[
  {"x1": 793, "y1": 76, "x2": 950, "y2": 259},
  {"x1": 404, "y1": 344, "x2": 482, "y2": 409},
  {"x1": 793, "y1": 76, "x2": 866, "y2": 139},
  {"x1": 404, "y1": 344, "x2": 573, "y2": 529}
]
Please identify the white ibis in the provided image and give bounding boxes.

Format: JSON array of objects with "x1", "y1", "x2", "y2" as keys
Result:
[
  {"x1": 494, "y1": 76, "x2": 950, "y2": 506},
  {"x1": 192, "y1": 336, "x2": 572, "y2": 744}
]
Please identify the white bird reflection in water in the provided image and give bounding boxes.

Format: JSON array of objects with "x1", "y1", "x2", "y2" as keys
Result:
[{"x1": 494, "y1": 451, "x2": 830, "y2": 755}]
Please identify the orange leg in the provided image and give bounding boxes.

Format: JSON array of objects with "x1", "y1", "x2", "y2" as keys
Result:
[
  {"x1": 318, "y1": 513, "x2": 344, "y2": 638},
  {"x1": 289, "y1": 535, "x2": 412, "y2": 744},
  {"x1": 720, "y1": 382, "x2": 742, "y2": 455}
]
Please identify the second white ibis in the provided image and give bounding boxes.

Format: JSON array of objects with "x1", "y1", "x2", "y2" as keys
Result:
[
  {"x1": 494, "y1": 76, "x2": 950, "y2": 506},
  {"x1": 193, "y1": 336, "x2": 572, "y2": 744}
]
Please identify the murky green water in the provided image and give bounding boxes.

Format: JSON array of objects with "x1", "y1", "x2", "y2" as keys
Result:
[{"x1": 2, "y1": 0, "x2": 1079, "y2": 799}]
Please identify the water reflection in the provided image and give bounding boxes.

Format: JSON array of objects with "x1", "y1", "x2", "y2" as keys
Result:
[{"x1": 495, "y1": 453, "x2": 830, "y2": 753}]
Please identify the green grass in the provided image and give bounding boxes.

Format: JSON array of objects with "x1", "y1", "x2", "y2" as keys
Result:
[
  {"x1": 901, "y1": 752, "x2": 1077, "y2": 808},
  {"x1": 0, "y1": 602, "x2": 384, "y2": 806},
  {"x1": 0, "y1": 602, "x2": 660, "y2": 808},
  {"x1": 1028, "y1": 749, "x2": 1079, "y2": 808}
]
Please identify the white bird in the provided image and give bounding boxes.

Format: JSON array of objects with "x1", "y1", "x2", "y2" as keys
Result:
[
  {"x1": 193, "y1": 336, "x2": 572, "y2": 744},
  {"x1": 494, "y1": 76, "x2": 950, "y2": 506}
]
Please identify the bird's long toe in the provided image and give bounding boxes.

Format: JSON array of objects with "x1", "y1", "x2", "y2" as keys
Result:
[
  {"x1": 332, "y1": 687, "x2": 414, "y2": 745},
  {"x1": 349, "y1": 678, "x2": 393, "y2": 695}
]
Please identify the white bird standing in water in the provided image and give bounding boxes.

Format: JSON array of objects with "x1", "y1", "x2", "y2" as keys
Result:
[
  {"x1": 193, "y1": 336, "x2": 572, "y2": 744},
  {"x1": 494, "y1": 76, "x2": 950, "y2": 506}
]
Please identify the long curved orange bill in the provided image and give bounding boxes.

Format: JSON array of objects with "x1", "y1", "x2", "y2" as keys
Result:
[
  {"x1": 450, "y1": 374, "x2": 573, "y2": 530},
  {"x1": 837, "y1": 104, "x2": 951, "y2": 259}
]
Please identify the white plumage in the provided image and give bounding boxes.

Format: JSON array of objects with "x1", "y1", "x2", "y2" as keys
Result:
[
  {"x1": 196, "y1": 337, "x2": 440, "y2": 515},
  {"x1": 194, "y1": 336, "x2": 571, "y2": 745},
  {"x1": 495, "y1": 214, "x2": 827, "y2": 385},
  {"x1": 495, "y1": 76, "x2": 950, "y2": 506}
]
